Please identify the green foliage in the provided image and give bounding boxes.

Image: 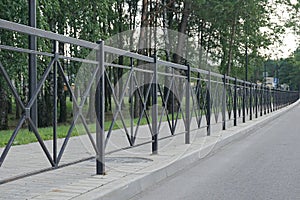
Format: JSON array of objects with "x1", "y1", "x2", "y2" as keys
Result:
[
  {"x1": 190, "y1": 0, "x2": 290, "y2": 77},
  {"x1": 277, "y1": 47, "x2": 300, "y2": 90}
]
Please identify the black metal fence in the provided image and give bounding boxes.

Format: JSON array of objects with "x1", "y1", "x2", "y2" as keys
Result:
[{"x1": 0, "y1": 19, "x2": 299, "y2": 179}]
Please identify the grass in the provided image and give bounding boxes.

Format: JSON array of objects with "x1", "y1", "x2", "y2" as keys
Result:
[
  {"x1": 0, "y1": 108, "x2": 183, "y2": 147},
  {"x1": 0, "y1": 92, "x2": 190, "y2": 148},
  {"x1": 0, "y1": 90, "x2": 238, "y2": 148},
  {"x1": 0, "y1": 125, "x2": 79, "y2": 147}
]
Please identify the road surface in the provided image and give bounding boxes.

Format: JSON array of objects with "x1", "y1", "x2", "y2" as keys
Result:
[{"x1": 131, "y1": 104, "x2": 300, "y2": 200}]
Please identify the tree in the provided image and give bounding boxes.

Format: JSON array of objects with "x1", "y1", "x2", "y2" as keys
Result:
[
  {"x1": 0, "y1": 0, "x2": 28, "y2": 130},
  {"x1": 278, "y1": 48, "x2": 300, "y2": 90},
  {"x1": 0, "y1": 0, "x2": 296, "y2": 130}
]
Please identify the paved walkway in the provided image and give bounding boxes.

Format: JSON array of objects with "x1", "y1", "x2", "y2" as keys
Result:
[{"x1": 0, "y1": 102, "x2": 297, "y2": 200}]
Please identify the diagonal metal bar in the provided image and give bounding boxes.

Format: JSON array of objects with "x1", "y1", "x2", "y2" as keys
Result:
[
  {"x1": 27, "y1": 118, "x2": 55, "y2": 167},
  {"x1": 77, "y1": 67, "x2": 100, "y2": 108},
  {"x1": 193, "y1": 78, "x2": 207, "y2": 128},
  {"x1": 56, "y1": 113, "x2": 80, "y2": 164},
  {"x1": 27, "y1": 58, "x2": 56, "y2": 109},
  {"x1": 104, "y1": 70, "x2": 132, "y2": 147},
  {"x1": 157, "y1": 87, "x2": 169, "y2": 130},
  {"x1": 160, "y1": 79, "x2": 177, "y2": 135},
  {"x1": 202, "y1": 82, "x2": 209, "y2": 114},
  {"x1": 79, "y1": 114, "x2": 99, "y2": 154},
  {"x1": 104, "y1": 71, "x2": 131, "y2": 137},
  {"x1": 194, "y1": 76, "x2": 205, "y2": 127},
  {"x1": 132, "y1": 73, "x2": 154, "y2": 142},
  {"x1": 0, "y1": 115, "x2": 26, "y2": 167},
  {"x1": 57, "y1": 61, "x2": 80, "y2": 109},
  {"x1": 0, "y1": 61, "x2": 26, "y2": 110},
  {"x1": 170, "y1": 74, "x2": 175, "y2": 133},
  {"x1": 157, "y1": 77, "x2": 174, "y2": 132},
  {"x1": 113, "y1": 72, "x2": 133, "y2": 144},
  {"x1": 215, "y1": 81, "x2": 224, "y2": 123},
  {"x1": 132, "y1": 80, "x2": 154, "y2": 139},
  {"x1": 212, "y1": 82, "x2": 221, "y2": 123},
  {"x1": 58, "y1": 59, "x2": 104, "y2": 156},
  {"x1": 103, "y1": 74, "x2": 122, "y2": 144},
  {"x1": 170, "y1": 79, "x2": 186, "y2": 134},
  {"x1": 190, "y1": 83, "x2": 201, "y2": 125},
  {"x1": 226, "y1": 84, "x2": 234, "y2": 119},
  {"x1": 59, "y1": 60, "x2": 100, "y2": 161},
  {"x1": 159, "y1": 77, "x2": 176, "y2": 135}
]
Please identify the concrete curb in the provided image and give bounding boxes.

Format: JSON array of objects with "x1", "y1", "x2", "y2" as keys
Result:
[{"x1": 73, "y1": 101, "x2": 300, "y2": 200}]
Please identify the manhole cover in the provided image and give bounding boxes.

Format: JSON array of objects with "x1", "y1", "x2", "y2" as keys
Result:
[{"x1": 106, "y1": 157, "x2": 152, "y2": 164}]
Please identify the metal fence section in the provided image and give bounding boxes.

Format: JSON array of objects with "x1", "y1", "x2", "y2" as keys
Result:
[{"x1": 0, "y1": 19, "x2": 299, "y2": 179}]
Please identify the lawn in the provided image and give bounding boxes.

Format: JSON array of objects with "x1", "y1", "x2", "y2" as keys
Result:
[{"x1": 0, "y1": 95, "x2": 188, "y2": 148}]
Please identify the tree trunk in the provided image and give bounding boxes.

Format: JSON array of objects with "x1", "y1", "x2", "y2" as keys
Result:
[
  {"x1": 134, "y1": 0, "x2": 148, "y2": 118},
  {"x1": 173, "y1": 0, "x2": 192, "y2": 64},
  {"x1": 38, "y1": 80, "x2": 53, "y2": 127},
  {"x1": 197, "y1": 21, "x2": 204, "y2": 105},
  {"x1": 0, "y1": 85, "x2": 8, "y2": 130},
  {"x1": 117, "y1": 1, "x2": 125, "y2": 109},
  {"x1": 58, "y1": 43, "x2": 67, "y2": 123},
  {"x1": 164, "y1": 0, "x2": 175, "y2": 113},
  {"x1": 172, "y1": 0, "x2": 192, "y2": 115},
  {"x1": 15, "y1": 101, "x2": 20, "y2": 120},
  {"x1": 226, "y1": 15, "x2": 237, "y2": 76}
]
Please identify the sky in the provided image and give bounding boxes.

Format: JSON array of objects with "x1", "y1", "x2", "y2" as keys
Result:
[
  {"x1": 264, "y1": 29, "x2": 298, "y2": 59},
  {"x1": 263, "y1": 0, "x2": 299, "y2": 59},
  {"x1": 279, "y1": 30, "x2": 298, "y2": 57}
]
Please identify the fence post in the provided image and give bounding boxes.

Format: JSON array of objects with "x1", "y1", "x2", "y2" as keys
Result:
[
  {"x1": 96, "y1": 41, "x2": 105, "y2": 175},
  {"x1": 185, "y1": 63, "x2": 191, "y2": 144},
  {"x1": 233, "y1": 77, "x2": 237, "y2": 126},
  {"x1": 276, "y1": 90, "x2": 279, "y2": 110},
  {"x1": 264, "y1": 87, "x2": 267, "y2": 115},
  {"x1": 271, "y1": 89, "x2": 274, "y2": 112},
  {"x1": 255, "y1": 83, "x2": 258, "y2": 118},
  {"x1": 242, "y1": 81, "x2": 246, "y2": 123},
  {"x1": 207, "y1": 70, "x2": 211, "y2": 136},
  {"x1": 282, "y1": 91, "x2": 284, "y2": 107},
  {"x1": 53, "y1": 40, "x2": 59, "y2": 166},
  {"x1": 152, "y1": 54, "x2": 158, "y2": 154},
  {"x1": 130, "y1": 57, "x2": 134, "y2": 143},
  {"x1": 278, "y1": 91, "x2": 280, "y2": 109},
  {"x1": 260, "y1": 85, "x2": 263, "y2": 116},
  {"x1": 222, "y1": 74, "x2": 226, "y2": 130},
  {"x1": 249, "y1": 83, "x2": 253, "y2": 120},
  {"x1": 278, "y1": 90, "x2": 281, "y2": 109},
  {"x1": 266, "y1": 88, "x2": 268, "y2": 113},
  {"x1": 267, "y1": 89, "x2": 270, "y2": 113},
  {"x1": 274, "y1": 90, "x2": 277, "y2": 111},
  {"x1": 278, "y1": 91, "x2": 281, "y2": 109},
  {"x1": 281, "y1": 91, "x2": 283, "y2": 108}
]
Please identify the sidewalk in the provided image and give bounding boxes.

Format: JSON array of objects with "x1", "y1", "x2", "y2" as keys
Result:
[{"x1": 0, "y1": 101, "x2": 298, "y2": 200}]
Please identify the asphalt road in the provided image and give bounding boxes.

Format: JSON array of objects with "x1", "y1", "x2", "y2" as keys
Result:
[{"x1": 131, "y1": 104, "x2": 300, "y2": 200}]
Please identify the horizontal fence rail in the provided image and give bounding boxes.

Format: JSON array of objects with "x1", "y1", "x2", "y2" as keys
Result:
[{"x1": 0, "y1": 19, "x2": 299, "y2": 181}]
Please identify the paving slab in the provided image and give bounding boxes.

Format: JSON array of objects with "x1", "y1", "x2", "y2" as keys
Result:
[{"x1": 0, "y1": 101, "x2": 298, "y2": 200}]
